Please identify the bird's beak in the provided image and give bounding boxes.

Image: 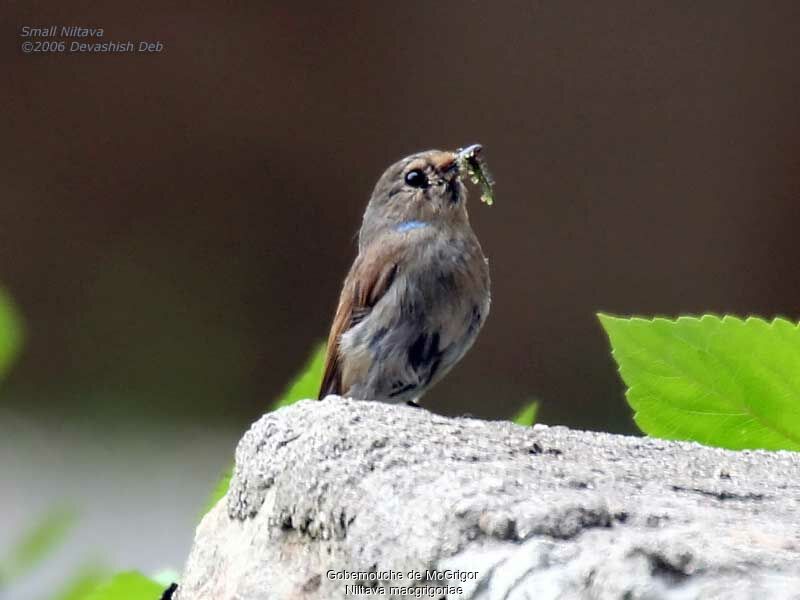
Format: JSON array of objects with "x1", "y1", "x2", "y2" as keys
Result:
[
  {"x1": 435, "y1": 144, "x2": 483, "y2": 178},
  {"x1": 456, "y1": 144, "x2": 483, "y2": 162}
]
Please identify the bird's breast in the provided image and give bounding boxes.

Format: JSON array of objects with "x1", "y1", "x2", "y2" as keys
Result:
[{"x1": 394, "y1": 235, "x2": 489, "y2": 340}]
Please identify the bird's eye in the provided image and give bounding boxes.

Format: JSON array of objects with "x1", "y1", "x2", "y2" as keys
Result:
[{"x1": 404, "y1": 169, "x2": 429, "y2": 189}]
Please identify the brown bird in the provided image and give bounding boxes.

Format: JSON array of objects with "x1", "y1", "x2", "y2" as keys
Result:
[{"x1": 319, "y1": 146, "x2": 491, "y2": 406}]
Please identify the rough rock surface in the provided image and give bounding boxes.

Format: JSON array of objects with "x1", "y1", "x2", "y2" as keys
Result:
[{"x1": 176, "y1": 398, "x2": 800, "y2": 600}]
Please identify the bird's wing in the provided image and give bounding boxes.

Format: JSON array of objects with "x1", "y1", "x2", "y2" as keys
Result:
[{"x1": 318, "y1": 241, "x2": 402, "y2": 399}]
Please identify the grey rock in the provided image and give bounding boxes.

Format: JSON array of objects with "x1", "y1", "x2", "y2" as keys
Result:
[{"x1": 175, "y1": 398, "x2": 800, "y2": 600}]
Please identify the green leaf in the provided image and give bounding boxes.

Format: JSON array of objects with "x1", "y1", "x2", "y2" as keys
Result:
[
  {"x1": 149, "y1": 569, "x2": 179, "y2": 588},
  {"x1": 81, "y1": 572, "x2": 163, "y2": 600},
  {"x1": 513, "y1": 401, "x2": 538, "y2": 426},
  {"x1": 0, "y1": 286, "x2": 23, "y2": 381},
  {"x1": 203, "y1": 467, "x2": 233, "y2": 514},
  {"x1": 203, "y1": 343, "x2": 326, "y2": 513},
  {"x1": 48, "y1": 566, "x2": 107, "y2": 600},
  {"x1": 599, "y1": 313, "x2": 800, "y2": 451},
  {"x1": 0, "y1": 508, "x2": 77, "y2": 585},
  {"x1": 270, "y1": 342, "x2": 327, "y2": 410}
]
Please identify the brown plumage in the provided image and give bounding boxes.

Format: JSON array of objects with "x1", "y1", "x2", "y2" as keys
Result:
[
  {"x1": 319, "y1": 147, "x2": 491, "y2": 405},
  {"x1": 319, "y1": 242, "x2": 403, "y2": 397}
]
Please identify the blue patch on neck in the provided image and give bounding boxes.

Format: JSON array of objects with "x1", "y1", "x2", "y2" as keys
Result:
[{"x1": 395, "y1": 220, "x2": 428, "y2": 233}]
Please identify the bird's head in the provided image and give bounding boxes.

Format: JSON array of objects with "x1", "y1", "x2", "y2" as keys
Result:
[{"x1": 359, "y1": 145, "x2": 484, "y2": 249}]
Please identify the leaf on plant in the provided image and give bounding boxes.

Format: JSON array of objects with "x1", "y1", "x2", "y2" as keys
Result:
[
  {"x1": 82, "y1": 571, "x2": 163, "y2": 600},
  {"x1": 150, "y1": 568, "x2": 180, "y2": 588},
  {"x1": 0, "y1": 508, "x2": 77, "y2": 585},
  {"x1": 513, "y1": 401, "x2": 538, "y2": 426},
  {"x1": 203, "y1": 343, "x2": 326, "y2": 513},
  {"x1": 0, "y1": 286, "x2": 23, "y2": 382},
  {"x1": 270, "y1": 342, "x2": 326, "y2": 410},
  {"x1": 48, "y1": 566, "x2": 107, "y2": 600},
  {"x1": 599, "y1": 313, "x2": 800, "y2": 451},
  {"x1": 203, "y1": 467, "x2": 233, "y2": 514}
]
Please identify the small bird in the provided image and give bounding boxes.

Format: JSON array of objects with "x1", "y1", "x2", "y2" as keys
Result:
[{"x1": 318, "y1": 145, "x2": 491, "y2": 406}]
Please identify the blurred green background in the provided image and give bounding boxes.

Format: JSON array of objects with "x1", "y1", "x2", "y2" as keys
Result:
[{"x1": 4, "y1": 1, "x2": 800, "y2": 598}]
